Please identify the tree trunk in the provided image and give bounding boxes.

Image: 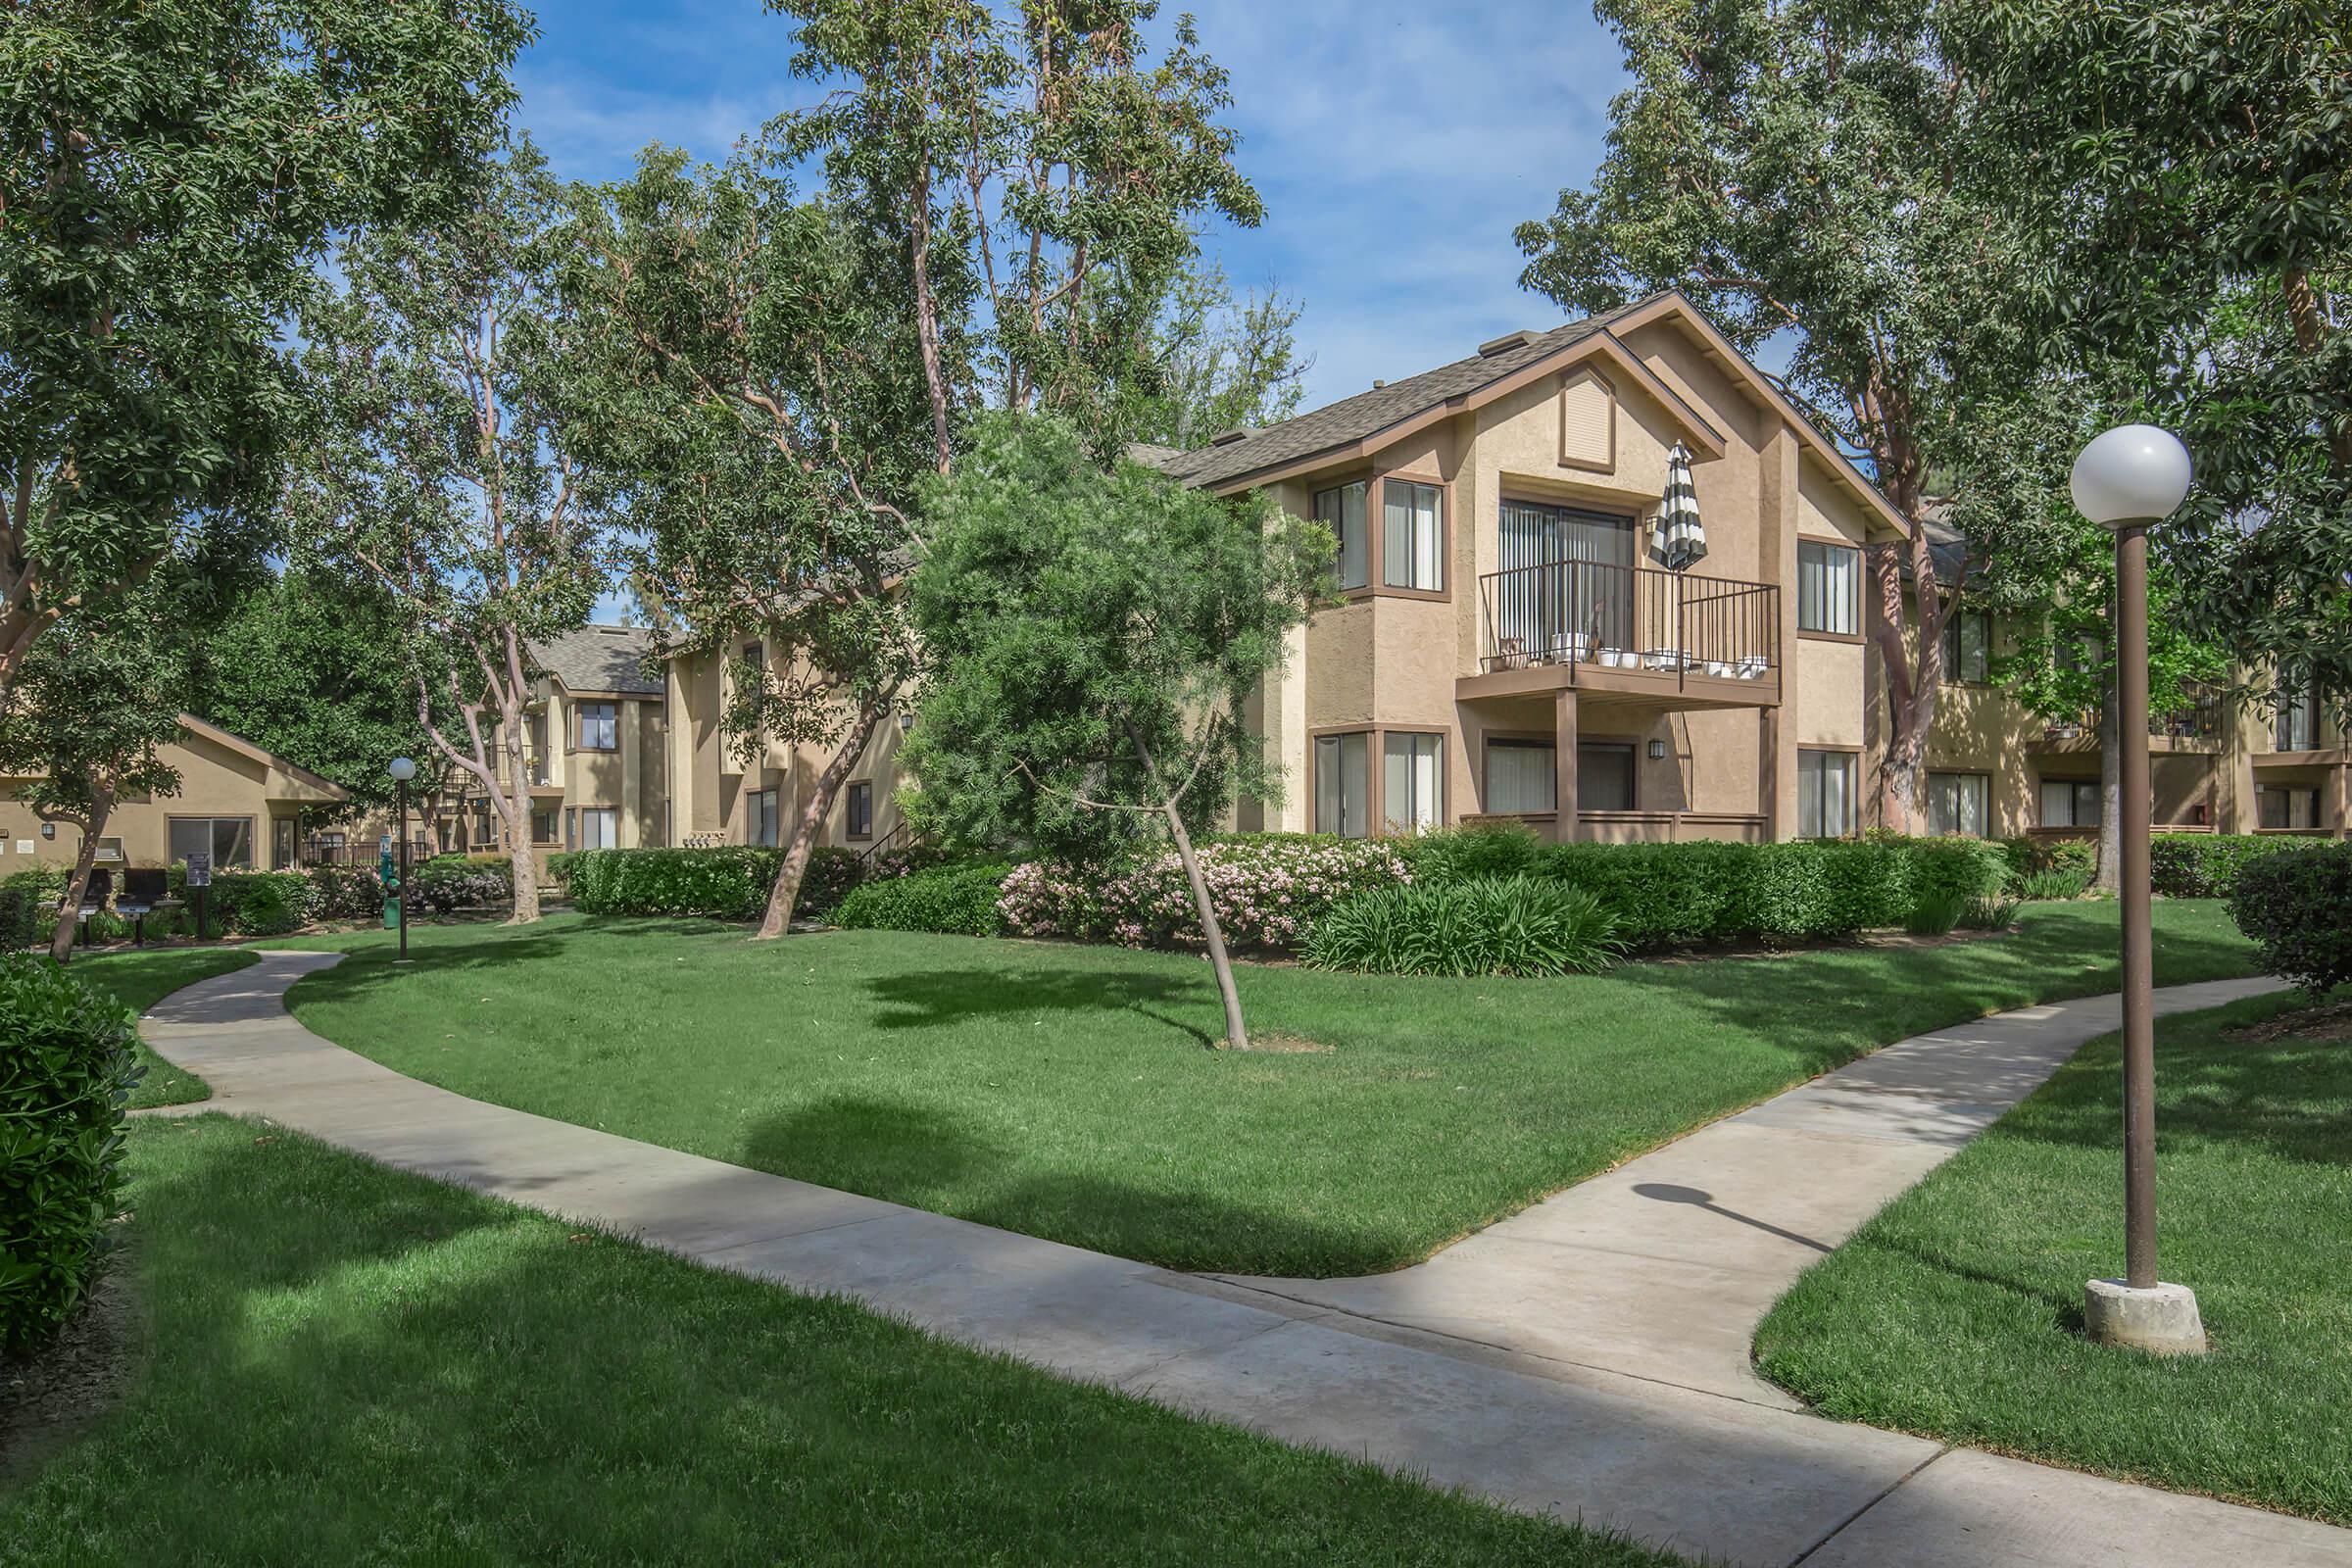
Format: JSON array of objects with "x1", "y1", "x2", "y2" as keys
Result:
[
  {"x1": 2094, "y1": 693, "x2": 2123, "y2": 894},
  {"x1": 47, "y1": 785, "x2": 113, "y2": 965},
  {"x1": 755, "y1": 705, "x2": 881, "y2": 941},
  {"x1": 503, "y1": 698, "x2": 541, "y2": 923},
  {"x1": 1129, "y1": 725, "x2": 1247, "y2": 1051}
]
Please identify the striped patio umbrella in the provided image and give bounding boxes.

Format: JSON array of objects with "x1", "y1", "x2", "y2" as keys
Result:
[{"x1": 1651, "y1": 441, "x2": 1708, "y2": 571}]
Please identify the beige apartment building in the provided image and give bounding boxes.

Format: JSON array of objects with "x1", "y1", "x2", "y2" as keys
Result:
[
  {"x1": 654, "y1": 290, "x2": 2345, "y2": 853},
  {"x1": 0, "y1": 714, "x2": 353, "y2": 874}
]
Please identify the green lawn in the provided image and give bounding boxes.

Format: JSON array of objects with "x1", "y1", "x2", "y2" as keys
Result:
[
  {"x1": 67, "y1": 947, "x2": 261, "y2": 1109},
  {"x1": 0, "y1": 1117, "x2": 1676, "y2": 1566},
  {"x1": 1754, "y1": 993, "x2": 2352, "y2": 1525},
  {"x1": 276, "y1": 901, "x2": 2262, "y2": 1276}
]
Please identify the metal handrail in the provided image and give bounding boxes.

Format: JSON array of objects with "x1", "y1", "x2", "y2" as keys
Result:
[{"x1": 1478, "y1": 558, "x2": 1779, "y2": 686}]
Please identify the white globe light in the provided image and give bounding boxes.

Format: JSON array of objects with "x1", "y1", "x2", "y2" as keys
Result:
[
  {"x1": 2070, "y1": 423, "x2": 2192, "y2": 528},
  {"x1": 387, "y1": 756, "x2": 417, "y2": 783}
]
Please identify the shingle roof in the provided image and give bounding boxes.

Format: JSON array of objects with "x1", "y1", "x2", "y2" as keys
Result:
[
  {"x1": 1144, "y1": 297, "x2": 1655, "y2": 490},
  {"x1": 532, "y1": 624, "x2": 663, "y2": 697}
]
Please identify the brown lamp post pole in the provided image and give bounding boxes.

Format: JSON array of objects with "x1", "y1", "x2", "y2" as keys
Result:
[{"x1": 2070, "y1": 424, "x2": 2205, "y2": 1355}]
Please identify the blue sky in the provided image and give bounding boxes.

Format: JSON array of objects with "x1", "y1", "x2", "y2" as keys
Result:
[{"x1": 514, "y1": 0, "x2": 1630, "y2": 410}]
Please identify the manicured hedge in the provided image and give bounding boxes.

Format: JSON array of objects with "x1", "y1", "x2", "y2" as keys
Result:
[
  {"x1": 1998, "y1": 836, "x2": 2096, "y2": 894},
  {"x1": 2228, "y1": 842, "x2": 2352, "y2": 999},
  {"x1": 1, "y1": 863, "x2": 388, "y2": 939},
  {"x1": 562, "y1": 845, "x2": 866, "y2": 922},
  {"x1": 2149, "y1": 833, "x2": 2317, "y2": 899},
  {"x1": 833, "y1": 862, "x2": 1012, "y2": 936},
  {"x1": 0, "y1": 885, "x2": 39, "y2": 953},
  {"x1": 0, "y1": 956, "x2": 140, "y2": 1350}
]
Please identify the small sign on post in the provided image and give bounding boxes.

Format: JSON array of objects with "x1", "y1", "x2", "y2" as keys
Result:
[{"x1": 184, "y1": 853, "x2": 212, "y2": 939}]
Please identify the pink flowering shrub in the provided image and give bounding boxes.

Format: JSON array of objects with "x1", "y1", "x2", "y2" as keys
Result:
[{"x1": 997, "y1": 835, "x2": 1410, "y2": 953}]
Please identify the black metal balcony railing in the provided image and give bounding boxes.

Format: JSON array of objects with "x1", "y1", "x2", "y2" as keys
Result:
[
  {"x1": 1479, "y1": 558, "x2": 1779, "y2": 685},
  {"x1": 300, "y1": 837, "x2": 431, "y2": 867}
]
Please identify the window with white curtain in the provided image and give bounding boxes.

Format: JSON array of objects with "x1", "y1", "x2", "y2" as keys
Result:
[
  {"x1": 1382, "y1": 480, "x2": 1444, "y2": 592},
  {"x1": 1927, "y1": 772, "x2": 1989, "y2": 837},
  {"x1": 1796, "y1": 751, "x2": 1856, "y2": 838},
  {"x1": 2039, "y1": 778, "x2": 2101, "y2": 828},
  {"x1": 1796, "y1": 539, "x2": 1860, "y2": 635},
  {"x1": 1315, "y1": 732, "x2": 1370, "y2": 836},
  {"x1": 1382, "y1": 732, "x2": 1443, "y2": 832},
  {"x1": 1315, "y1": 481, "x2": 1368, "y2": 591},
  {"x1": 1482, "y1": 739, "x2": 1556, "y2": 814}
]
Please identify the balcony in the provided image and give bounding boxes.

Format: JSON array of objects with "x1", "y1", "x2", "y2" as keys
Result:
[{"x1": 1473, "y1": 559, "x2": 1780, "y2": 707}]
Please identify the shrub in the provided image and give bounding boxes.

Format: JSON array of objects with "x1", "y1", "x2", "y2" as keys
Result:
[
  {"x1": 1398, "y1": 822, "x2": 1546, "y2": 884},
  {"x1": 409, "y1": 858, "x2": 513, "y2": 915},
  {"x1": 1303, "y1": 876, "x2": 1623, "y2": 978},
  {"x1": 1905, "y1": 890, "x2": 1967, "y2": 936},
  {"x1": 562, "y1": 845, "x2": 869, "y2": 923},
  {"x1": 2149, "y1": 833, "x2": 2311, "y2": 899},
  {"x1": 2228, "y1": 842, "x2": 2352, "y2": 999},
  {"x1": 1961, "y1": 894, "x2": 2023, "y2": 932},
  {"x1": 0, "y1": 956, "x2": 140, "y2": 1351},
  {"x1": 2018, "y1": 866, "x2": 2090, "y2": 902},
  {"x1": 1000, "y1": 836, "x2": 1409, "y2": 952},
  {"x1": 1998, "y1": 835, "x2": 2095, "y2": 893},
  {"x1": 0, "y1": 885, "x2": 40, "y2": 953},
  {"x1": 834, "y1": 862, "x2": 1011, "y2": 936},
  {"x1": 307, "y1": 865, "x2": 387, "y2": 922}
]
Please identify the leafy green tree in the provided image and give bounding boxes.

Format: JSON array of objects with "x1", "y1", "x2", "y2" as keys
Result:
[
  {"x1": 1132, "y1": 262, "x2": 1310, "y2": 449},
  {"x1": 902, "y1": 414, "x2": 1331, "y2": 1050},
  {"x1": 556, "y1": 146, "x2": 934, "y2": 939},
  {"x1": 292, "y1": 142, "x2": 608, "y2": 924},
  {"x1": 188, "y1": 567, "x2": 439, "y2": 819},
  {"x1": 1514, "y1": 0, "x2": 2050, "y2": 829},
  {"x1": 774, "y1": 0, "x2": 1264, "y2": 461},
  {"x1": 0, "y1": 596, "x2": 188, "y2": 961},
  {"x1": 1954, "y1": 0, "x2": 2351, "y2": 707},
  {"x1": 0, "y1": 0, "x2": 529, "y2": 695}
]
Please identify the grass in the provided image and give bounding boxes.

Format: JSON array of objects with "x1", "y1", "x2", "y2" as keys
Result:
[
  {"x1": 65, "y1": 947, "x2": 261, "y2": 1109},
  {"x1": 1754, "y1": 992, "x2": 2352, "y2": 1525},
  {"x1": 275, "y1": 900, "x2": 2262, "y2": 1276},
  {"x1": 0, "y1": 1117, "x2": 1678, "y2": 1566}
]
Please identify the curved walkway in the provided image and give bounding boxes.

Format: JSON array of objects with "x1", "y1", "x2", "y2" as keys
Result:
[{"x1": 138, "y1": 956, "x2": 2346, "y2": 1568}]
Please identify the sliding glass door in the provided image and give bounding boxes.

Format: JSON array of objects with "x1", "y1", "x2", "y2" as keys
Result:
[{"x1": 1495, "y1": 500, "x2": 1637, "y2": 662}]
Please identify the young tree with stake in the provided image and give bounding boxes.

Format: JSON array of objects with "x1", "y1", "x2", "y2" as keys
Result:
[{"x1": 901, "y1": 415, "x2": 1331, "y2": 1051}]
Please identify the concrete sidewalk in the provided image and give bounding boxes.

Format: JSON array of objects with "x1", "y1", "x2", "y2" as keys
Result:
[{"x1": 139, "y1": 955, "x2": 2350, "y2": 1568}]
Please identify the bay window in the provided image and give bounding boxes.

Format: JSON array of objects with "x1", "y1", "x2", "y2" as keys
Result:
[
  {"x1": 1315, "y1": 481, "x2": 1368, "y2": 592},
  {"x1": 1314, "y1": 731, "x2": 1370, "y2": 837},
  {"x1": 1381, "y1": 732, "x2": 1443, "y2": 833},
  {"x1": 1382, "y1": 479, "x2": 1444, "y2": 592}
]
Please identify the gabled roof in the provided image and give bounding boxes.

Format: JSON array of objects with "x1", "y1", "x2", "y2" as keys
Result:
[
  {"x1": 533, "y1": 624, "x2": 662, "y2": 697},
  {"x1": 176, "y1": 714, "x2": 352, "y2": 799}
]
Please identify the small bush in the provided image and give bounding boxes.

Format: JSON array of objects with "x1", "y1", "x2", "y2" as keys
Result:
[
  {"x1": 1905, "y1": 890, "x2": 1967, "y2": 936},
  {"x1": 0, "y1": 956, "x2": 140, "y2": 1351},
  {"x1": 1998, "y1": 836, "x2": 2095, "y2": 893},
  {"x1": 1399, "y1": 822, "x2": 1546, "y2": 884},
  {"x1": 2150, "y1": 833, "x2": 2312, "y2": 899},
  {"x1": 307, "y1": 865, "x2": 387, "y2": 923},
  {"x1": 2018, "y1": 867, "x2": 2090, "y2": 902},
  {"x1": 2228, "y1": 842, "x2": 2352, "y2": 999},
  {"x1": 410, "y1": 859, "x2": 513, "y2": 915},
  {"x1": 0, "y1": 885, "x2": 40, "y2": 953},
  {"x1": 1302, "y1": 876, "x2": 1623, "y2": 978},
  {"x1": 1961, "y1": 895, "x2": 2023, "y2": 931},
  {"x1": 1000, "y1": 836, "x2": 1409, "y2": 952},
  {"x1": 833, "y1": 862, "x2": 1010, "y2": 936}
]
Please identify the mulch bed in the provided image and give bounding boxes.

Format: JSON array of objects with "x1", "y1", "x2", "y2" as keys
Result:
[
  {"x1": 2225, "y1": 1000, "x2": 2352, "y2": 1046},
  {"x1": 0, "y1": 1250, "x2": 137, "y2": 1486}
]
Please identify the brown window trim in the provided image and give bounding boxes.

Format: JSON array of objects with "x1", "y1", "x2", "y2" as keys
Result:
[
  {"x1": 1793, "y1": 745, "x2": 1863, "y2": 839},
  {"x1": 844, "y1": 779, "x2": 874, "y2": 841},
  {"x1": 1312, "y1": 469, "x2": 1454, "y2": 605},
  {"x1": 1477, "y1": 729, "x2": 1648, "y2": 816},
  {"x1": 1307, "y1": 723, "x2": 1448, "y2": 837},
  {"x1": 1794, "y1": 534, "x2": 1864, "y2": 640}
]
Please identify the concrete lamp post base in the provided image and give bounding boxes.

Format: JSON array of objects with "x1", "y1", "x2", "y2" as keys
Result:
[{"x1": 2084, "y1": 1278, "x2": 2208, "y2": 1355}]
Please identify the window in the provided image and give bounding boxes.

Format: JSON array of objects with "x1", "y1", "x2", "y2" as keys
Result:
[
  {"x1": 1796, "y1": 540, "x2": 1860, "y2": 635},
  {"x1": 1482, "y1": 739, "x2": 1555, "y2": 814},
  {"x1": 1939, "y1": 606, "x2": 1990, "y2": 683},
  {"x1": 1381, "y1": 732, "x2": 1443, "y2": 833},
  {"x1": 530, "y1": 807, "x2": 559, "y2": 845},
  {"x1": 1382, "y1": 479, "x2": 1444, "y2": 592},
  {"x1": 528, "y1": 712, "x2": 551, "y2": 784},
  {"x1": 1497, "y1": 499, "x2": 1637, "y2": 655},
  {"x1": 845, "y1": 781, "x2": 873, "y2": 840},
  {"x1": 749, "y1": 788, "x2": 779, "y2": 848},
  {"x1": 167, "y1": 816, "x2": 254, "y2": 869},
  {"x1": 1926, "y1": 772, "x2": 1989, "y2": 837},
  {"x1": 577, "y1": 700, "x2": 617, "y2": 751},
  {"x1": 577, "y1": 808, "x2": 620, "y2": 850},
  {"x1": 94, "y1": 837, "x2": 124, "y2": 863},
  {"x1": 2259, "y1": 787, "x2": 2322, "y2": 830},
  {"x1": 564, "y1": 808, "x2": 576, "y2": 850},
  {"x1": 1796, "y1": 751, "x2": 1857, "y2": 838},
  {"x1": 743, "y1": 640, "x2": 764, "y2": 669},
  {"x1": 2039, "y1": 778, "x2": 2101, "y2": 829},
  {"x1": 1315, "y1": 481, "x2": 1369, "y2": 592},
  {"x1": 2275, "y1": 677, "x2": 2321, "y2": 751},
  {"x1": 1314, "y1": 732, "x2": 1370, "y2": 836},
  {"x1": 1577, "y1": 743, "x2": 1636, "y2": 812}
]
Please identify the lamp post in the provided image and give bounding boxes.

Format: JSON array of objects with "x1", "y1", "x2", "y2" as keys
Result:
[
  {"x1": 388, "y1": 756, "x2": 416, "y2": 962},
  {"x1": 2068, "y1": 423, "x2": 2205, "y2": 1356}
]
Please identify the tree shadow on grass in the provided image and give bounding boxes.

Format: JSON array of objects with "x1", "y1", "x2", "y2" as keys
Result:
[
  {"x1": 861, "y1": 965, "x2": 1217, "y2": 1046},
  {"x1": 742, "y1": 1093, "x2": 1389, "y2": 1275}
]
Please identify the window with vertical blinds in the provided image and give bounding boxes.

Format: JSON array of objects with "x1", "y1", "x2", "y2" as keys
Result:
[
  {"x1": 1315, "y1": 482, "x2": 1368, "y2": 591},
  {"x1": 1482, "y1": 740, "x2": 1555, "y2": 814},
  {"x1": 1797, "y1": 540, "x2": 1860, "y2": 634},
  {"x1": 1796, "y1": 751, "x2": 1855, "y2": 838},
  {"x1": 1382, "y1": 480, "x2": 1444, "y2": 591},
  {"x1": 1315, "y1": 732, "x2": 1369, "y2": 836},
  {"x1": 1928, "y1": 772, "x2": 1989, "y2": 836},
  {"x1": 1382, "y1": 732, "x2": 1442, "y2": 832}
]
